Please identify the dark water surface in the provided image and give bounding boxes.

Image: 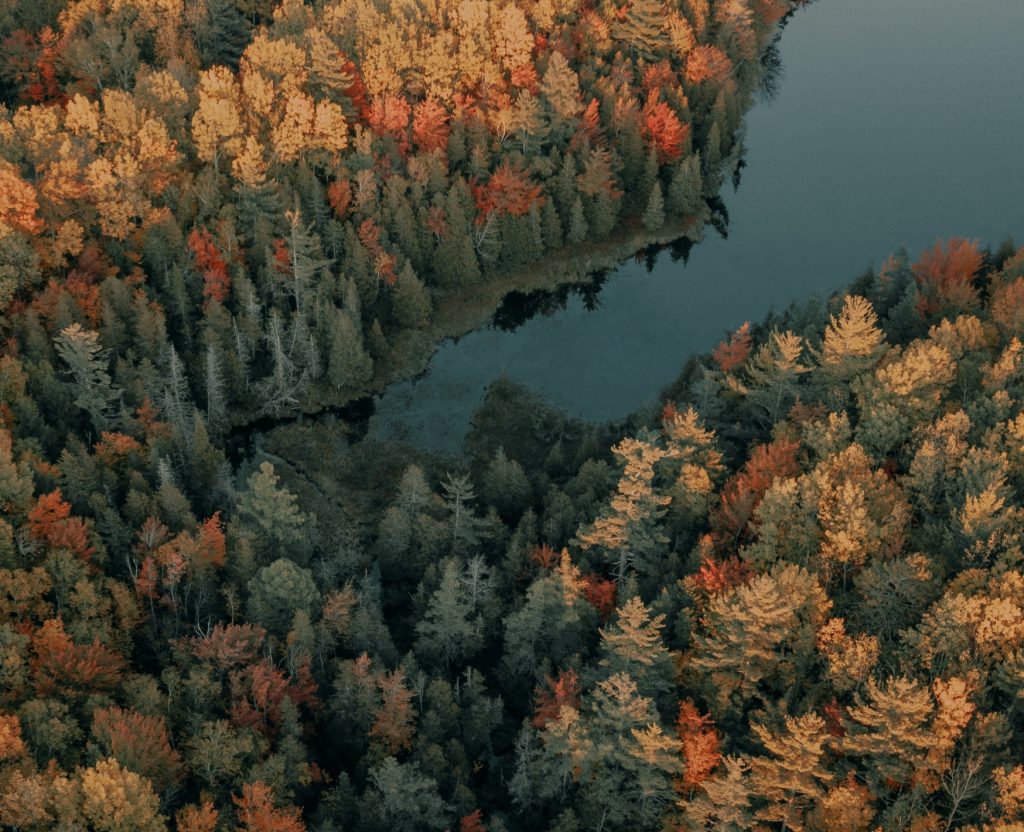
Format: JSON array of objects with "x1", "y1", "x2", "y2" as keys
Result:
[{"x1": 370, "y1": 0, "x2": 1024, "y2": 452}]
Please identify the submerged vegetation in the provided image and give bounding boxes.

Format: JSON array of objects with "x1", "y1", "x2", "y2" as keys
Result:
[{"x1": 3, "y1": 0, "x2": 1024, "y2": 830}]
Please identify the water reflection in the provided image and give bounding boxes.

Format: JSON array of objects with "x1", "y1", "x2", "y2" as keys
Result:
[{"x1": 371, "y1": 0, "x2": 1024, "y2": 454}]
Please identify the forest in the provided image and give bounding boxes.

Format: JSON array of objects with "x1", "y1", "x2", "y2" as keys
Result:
[{"x1": 4, "y1": 0, "x2": 1024, "y2": 831}]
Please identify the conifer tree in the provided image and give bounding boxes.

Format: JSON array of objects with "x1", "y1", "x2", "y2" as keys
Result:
[
  {"x1": 567, "y1": 197, "x2": 589, "y2": 245},
  {"x1": 750, "y1": 713, "x2": 833, "y2": 830},
  {"x1": 643, "y1": 182, "x2": 666, "y2": 232},
  {"x1": 54, "y1": 324, "x2": 121, "y2": 432}
]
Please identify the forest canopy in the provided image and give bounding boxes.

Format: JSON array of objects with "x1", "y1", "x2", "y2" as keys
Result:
[
  {"x1": 5, "y1": 0, "x2": 1024, "y2": 831},
  {"x1": 0, "y1": 0, "x2": 787, "y2": 426}
]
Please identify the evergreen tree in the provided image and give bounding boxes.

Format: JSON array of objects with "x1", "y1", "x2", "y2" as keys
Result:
[
  {"x1": 247, "y1": 558, "x2": 321, "y2": 635},
  {"x1": 642, "y1": 182, "x2": 665, "y2": 232},
  {"x1": 392, "y1": 263, "x2": 432, "y2": 330},
  {"x1": 414, "y1": 558, "x2": 484, "y2": 669},
  {"x1": 750, "y1": 713, "x2": 833, "y2": 830},
  {"x1": 611, "y1": 0, "x2": 671, "y2": 59},
  {"x1": 53, "y1": 324, "x2": 121, "y2": 433},
  {"x1": 567, "y1": 197, "x2": 589, "y2": 245},
  {"x1": 667, "y1": 154, "x2": 704, "y2": 217},
  {"x1": 235, "y1": 461, "x2": 309, "y2": 566},
  {"x1": 541, "y1": 198, "x2": 564, "y2": 250}
]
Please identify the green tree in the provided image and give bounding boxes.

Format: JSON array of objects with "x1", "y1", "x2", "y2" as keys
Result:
[
  {"x1": 362, "y1": 757, "x2": 450, "y2": 832},
  {"x1": 247, "y1": 558, "x2": 321, "y2": 635},
  {"x1": 642, "y1": 181, "x2": 665, "y2": 231},
  {"x1": 414, "y1": 558, "x2": 483, "y2": 669},
  {"x1": 392, "y1": 262, "x2": 433, "y2": 329},
  {"x1": 667, "y1": 154, "x2": 703, "y2": 217},
  {"x1": 54, "y1": 324, "x2": 121, "y2": 432},
  {"x1": 235, "y1": 462, "x2": 308, "y2": 565},
  {"x1": 567, "y1": 197, "x2": 588, "y2": 245}
]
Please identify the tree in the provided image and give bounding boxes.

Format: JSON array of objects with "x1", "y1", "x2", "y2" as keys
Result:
[
  {"x1": 415, "y1": 558, "x2": 483, "y2": 668},
  {"x1": 840, "y1": 676, "x2": 934, "y2": 786},
  {"x1": 442, "y1": 473, "x2": 486, "y2": 556},
  {"x1": 742, "y1": 330, "x2": 811, "y2": 426},
  {"x1": 688, "y1": 564, "x2": 828, "y2": 714},
  {"x1": 363, "y1": 757, "x2": 450, "y2": 832},
  {"x1": 412, "y1": 98, "x2": 450, "y2": 154},
  {"x1": 642, "y1": 181, "x2": 665, "y2": 231},
  {"x1": 912, "y1": 238, "x2": 981, "y2": 317},
  {"x1": 681, "y1": 755, "x2": 755, "y2": 831},
  {"x1": 481, "y1": 447, "x2": 531, "y2": 519},
  {"x1": 642, "y1": 97, "x2": 688, "y2": 164},
  {"x1": 90, "y1": 706, "x2": 183, "y2": 794},
  {"x1": 597, "y1": 596, "x2": 674, "y2": 700},
  {"x1": 573, "y1": 672, "x2": 682, "y2": 831},
  {"x1": 392, "y1": 263, "x2": 432, "y2": 329},
  {"x1": 235, "y1": 782, "x2": 306, "y2": 832},
  {"x1": 677, "y1": 700, "x2": 721, "y2": 791},
  {"x1": 613, "y1": 0, "x2": 670, "y2": 59},
  {"x1": 750, "y1": 713, "x2": 833, "y2": 830},
  {"x1": 567, "y1": 196, "x2": 588, "y2": 244},
  {"x1": 27, "y1": 489, "x2": 94, "y2": 559},
  {"x1": 247, "y1": 559, "x2": 321, "y2": 635},
  {"x1": 54, "y1": 323, "x2": 121, "y2": 431},
  {"x1": 77, "y1": 757, "x2": 166, "y2": 832},
  {"x1": 236, "y1": 462, "x2": 308, "y2": 565},
  {"x1": 540, "y1": 51, "x2": 581, "y2": 122},
  {"x1": 577, "y1": 434, "x2": 676, "y2": 583},
  {"x1": 667, "y1": 153, "x2": 703, "y2": 217},
  {"x1": 369, "y1": 667, "x2": 417, "y2": 755}
]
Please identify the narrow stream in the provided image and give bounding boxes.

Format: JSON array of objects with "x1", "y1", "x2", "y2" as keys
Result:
[{"x1": 369, "y1": 0, "x2": 1024, "y2": 453}]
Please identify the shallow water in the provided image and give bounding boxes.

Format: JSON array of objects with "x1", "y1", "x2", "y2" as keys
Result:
[{"x1": 370, "y1": 0, "x2": 1024, "y2": 453}]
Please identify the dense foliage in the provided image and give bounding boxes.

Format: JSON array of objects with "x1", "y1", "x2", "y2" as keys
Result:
[
  {"x1": 6, "y1": 207, "x2": 1024, "y2": 830},
  {"x1": 5, "y1": 0, "x2": 1024, "y2": 831},
  {"x1": 0, "y1": 0, "x2": 787, "y2": 427}
]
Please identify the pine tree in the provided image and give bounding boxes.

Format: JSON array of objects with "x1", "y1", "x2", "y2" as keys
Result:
[
  {"x1": 392, "y1": 262, "x2": 433, "y2": 330},
  {"x1": 667, "y1": 154, "x2": 703, "y2": 217},
  {"x1": 325, "y1": 306, "x2": 373, "y2": 391},
  {"x1": 194, "y1": 0, "x2": 250, "y2": 69},
  {"x1": 577, "y1": 434, "x2": 676, "y2": 584},
  {"x1": 567, "y1": 197, "x2": 589, "y2": 245},
  {"x1": 235, "y1": 462, "x2": 308, "y2": 566},
  {"x1": 247, "y1": 558, "x2": 321, "y2": 636},
  {"x1": 750, "y1": 713, "x2": 833, "y2": 830},
  {"x1": 414, "y1": 558, "x2": 483, "y2": 668},
  {"x1": 542, "y1": 198, "x2": 563, "y2": 249},
  {"x1": 612, "y1": 0, "x2": 671, "y2": 60},
  {"x1": 203, "y1": 343, "x2": 227, "y2": 437},
  {"x1": 840, "y1": 676, "x2": 935, "y2": 786},
  {"x1": 53, "y1": 324, "x2": 121, "y2": 432},
  {"x1": 643, "y1": 182, "x2": 665, "y2": 232},
  {"x1": 597, "y1": 596, "x2": 674, "y2": 701},
  {"x1": 820, "y1": 295, "x2": 886, "y2": 377},
  {"x1": 689, "y1": 564, "x2": 828, "y2": 714},
  {"x1": 442, "y1": 473, "x2": 486, "y2": 556}
]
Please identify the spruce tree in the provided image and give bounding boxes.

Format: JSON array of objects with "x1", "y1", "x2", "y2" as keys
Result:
[
  {"x1": 642, "y1": 181, "x2": 665, "y2": 232},
  {"x1": 567, "y1": 197, "x2": 589, "y2": 245}
]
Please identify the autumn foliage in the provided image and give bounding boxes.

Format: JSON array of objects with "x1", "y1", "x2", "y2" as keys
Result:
[
  {"x1": 711, "y1": 321, "x2": 752, "y2": 372},
  {"x1": 27, "y1": 490, "x2": 94, "y2": 560},
  {"x1": 473, "y1": 162, "x2": 544, "y2": 221},
  {"x1": 188, "y1": 228, "x2": 232, "y2": 304},
  {"x1": 531, "y1": 668, "x2": 581, "y2": 729},
  {"x1": 911, "y1": 238, "x2": 982, "y2": 316},
  {"x1": 676, "y1": 700, "x2": 722, "y2": 789},
  {"x1": 234, "y1": 783, "x2": 305, "y2": 832}
]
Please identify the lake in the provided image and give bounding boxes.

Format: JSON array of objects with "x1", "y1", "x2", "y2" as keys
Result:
[{"x1": 369, "y1": 0, "x2": 1024, "y2": 453}]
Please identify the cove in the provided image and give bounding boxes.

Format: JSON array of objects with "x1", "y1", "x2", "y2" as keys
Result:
[{"x1": 369, "y1": 0, "x2": 1024, "y2": 454}]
